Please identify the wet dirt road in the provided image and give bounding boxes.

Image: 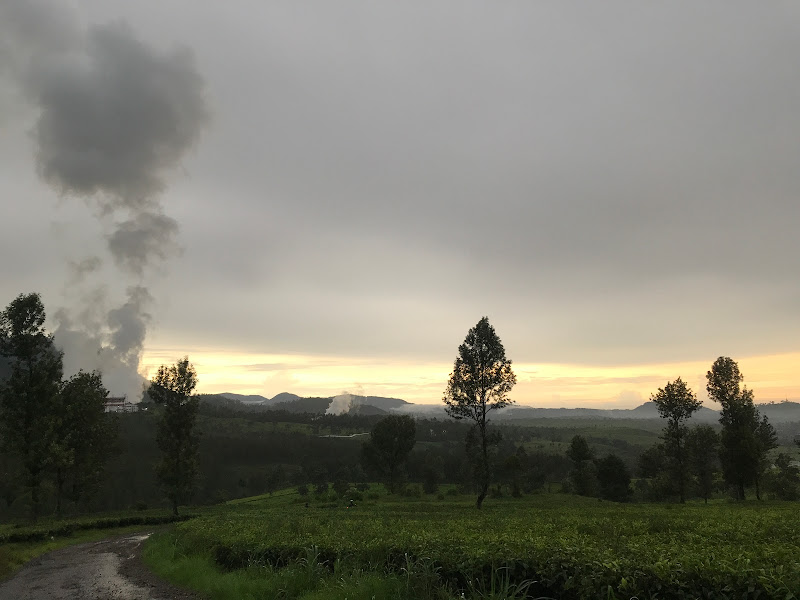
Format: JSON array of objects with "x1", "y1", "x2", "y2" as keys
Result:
[{"x1": 0, "y1": 533, "x2": 201, "y2": 600}]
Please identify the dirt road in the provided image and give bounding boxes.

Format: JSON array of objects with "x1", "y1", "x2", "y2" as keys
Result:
[{"x1": 0, "y1": 533, "x2": 201, "y2": 600}]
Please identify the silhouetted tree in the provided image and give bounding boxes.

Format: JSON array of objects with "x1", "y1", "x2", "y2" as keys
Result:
[
  {"x1": 443, "y1": 317, "x2": 516, "y2": 509},
  {"x1": 706, "y1": 357, "x2": 775, "y2": 500},
  {"x1": 753, "y1": 415, "x2": 777, "y2": 500},
  {"x1": 52, "y1": 370, "x2": 116, "y2": 515},
  {"x1": 567, "y1": 435, "x2": 597, "y2": 496},
  {"x1": 685, "y1": 424, "x2": 719, "y2": 503},
  {"x1": 651, "y1": 378, "x2": 702, "y2": 502},
  {"x1": 595, "y1": 454, "x2": 631, "y2": 502},
  {"x1": 150, "y1": 356, "x2": 199, "y2": 515},
  {"x1": 361, "y1": 415, "x2": 416, "y2": 493},
  {"x1": 0, "y1": 293, "x2": 63, "y2": 520},
  {"x1": 763, "y1": 453, "x2": 800, "y2": 500}
]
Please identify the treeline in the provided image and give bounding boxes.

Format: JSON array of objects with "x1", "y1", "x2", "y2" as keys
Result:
[{"x1": 0, "y1": 294, "x2": 116, "y2": 521}]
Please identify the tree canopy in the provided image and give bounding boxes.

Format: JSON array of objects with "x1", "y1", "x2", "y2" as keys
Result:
[
  {"x1": 443, "y1": 317, "x2": 516, "y2": 508},
  {"x1": 361, "y1": 414, "x2": 416, "y2": 493},
  {"x1": 151, "y1": 356, "x2": 200, "y2": 515},
  {"x1": 651, "y1": 378, "x2": 702, "y2": 502}
]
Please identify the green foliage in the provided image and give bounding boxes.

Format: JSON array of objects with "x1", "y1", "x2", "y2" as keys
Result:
[
  {"x1": 163, "y1": 492, "x2": 800, "y2": 599},
  {"x1": 150, "y1": 356, "x2": 200, "y2": 516},
  {"x1": 685, "y1": 425, "x2": 720, "y2": 503},
  {"x1": 52, "y1": 370, "x2": 117, "y2": 515},
  {"x1": 566, "y1": 435, "x2": 597, "y2": 497},
  {"x1": 707, "y1": 357, "x2": 777, "y2": 500},
  {"x1": 763, "y1": 453, "x2": 800, "y2": 500},
  {"x1": 0, "y1": 293, "x2": 64, "y2": 521},
  {"x1": 361, "y1": 415, "x2": 416, "y2": 493},
  {"x1": 651, "y1": 378, "x2": 702, "y2": 503},
  {"x1": 443, "y1": 317, "x2": 516, "y2": 509},
  {"x1": 595, "y1": 454, "x2": 631, "y2": 502}
]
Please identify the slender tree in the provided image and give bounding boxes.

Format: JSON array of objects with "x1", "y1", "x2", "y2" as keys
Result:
[
  {"x1": 361, "y1": 415, "x2": 416, "y2": 493},
  {"x1": 150, "y1": 356, "x2": 199, "y2": 515},
  {"x1": 706, "y1": 356, "x2": 775, "y2": 500},
  {"x1": 443, "y1": 317, "x2": 516, "y2": 509},
  {"x1": 0, "y1": 293, "x2": 63, "y2": 520},
  {"x1": 650, "y1": 378, "x2": 702, "y2": 502}
]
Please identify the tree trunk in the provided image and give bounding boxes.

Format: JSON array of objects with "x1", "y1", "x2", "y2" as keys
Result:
[
  {"x1": 477, "y1": 411, "x2": 488, "y2": 510},
  {"x1": 56, "y1": 468, "x2": 65, "y2": 518},
  {"x1": 476, "y1": 483, "x2": 488, "y2": 509},
  {"x1": 172, "y1": 498, "x2": 179, "y2": 517}
]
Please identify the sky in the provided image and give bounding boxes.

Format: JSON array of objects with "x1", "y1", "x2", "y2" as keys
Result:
[{"x1": 2, "y1": 1, "x2": 800, "y2": 408}]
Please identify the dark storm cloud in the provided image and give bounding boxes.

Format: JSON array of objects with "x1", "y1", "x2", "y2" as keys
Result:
[{"x1": 33, "y1": 21, "x2": 207, "y2": 210}]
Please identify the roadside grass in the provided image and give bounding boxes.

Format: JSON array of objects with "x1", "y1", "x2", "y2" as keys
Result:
[{"x1": 143, "y1": 530, "x2": 448, "y2": 600}]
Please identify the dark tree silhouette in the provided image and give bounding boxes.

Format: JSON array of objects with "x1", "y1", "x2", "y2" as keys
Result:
[
  {"x1": 150, "y1": 356, "x2": 199, "y2": 515},
  {"x1": 52, "y1": 370, "x2": 116, "y2": 515},
  {"x1": 685, "y1": 424, "x2": 719, "y2": 503},
  {"x1": 443, "y1": 317, "x2": 516, "y2": 509},
  {"x1": 0, "y1": 293, "x2": 63, "y2": 520},
  {"x1": 361, "y1": 415, "x2": 416, "y2": 493},
  {"x1": 651, "y1": 378, "x2": 702, "y2": 502},
  {"x1": 595, "y1": 454, "x2": 631, "y2": 502},
  {"x1": 567, "y1": 435, "x2": 597, "y2": 496},
  {"x1": 706, "y1": 357, "x2": 776, "y2": 500}
]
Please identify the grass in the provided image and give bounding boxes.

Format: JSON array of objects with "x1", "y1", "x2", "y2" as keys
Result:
[{"x1": 142, "y1": 487, "x2": 800, "y2": 599}]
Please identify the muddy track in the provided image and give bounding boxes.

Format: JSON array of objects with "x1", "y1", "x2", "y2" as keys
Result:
[{"x1": 0, "y1": 533, "x2": 202, "y2": 599}]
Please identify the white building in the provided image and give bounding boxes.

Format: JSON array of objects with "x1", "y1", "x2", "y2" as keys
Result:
[{"x1": 104, "y1": 396, "x2": 139, "y2": 413}]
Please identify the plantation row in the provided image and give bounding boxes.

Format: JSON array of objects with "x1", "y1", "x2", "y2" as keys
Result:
[{"x1": 170, "y1": 490, "x2": 800, "y2": 599}]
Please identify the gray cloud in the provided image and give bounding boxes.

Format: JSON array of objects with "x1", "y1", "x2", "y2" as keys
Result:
[
  {"x1": 0, "y1": 0, "x2": 207, "y2": 399},
  {"x1": 107, "y1": 212, "x2": 180, "y2": 276},
  {"x1": 33, "y1": 20, "x2": 207, "y2": 209},
  {"x1": 3, "y1": 2, "x2": 800, "y2": 403}
]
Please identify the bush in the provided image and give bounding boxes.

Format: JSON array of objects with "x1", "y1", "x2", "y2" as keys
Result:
[
  {"x1": 345, "y1": 487, "x2": 363, "y2": 502},
  {"x1": 402, "y1": 484, "x2": 422, "y2": 498}
]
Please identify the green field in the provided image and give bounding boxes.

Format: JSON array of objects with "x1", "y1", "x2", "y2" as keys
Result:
[{"x1": 145, "y1": 488, "x2": 800, "y2": 600}]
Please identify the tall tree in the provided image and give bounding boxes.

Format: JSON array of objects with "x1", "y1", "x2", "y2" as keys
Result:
[
  {"x1": 706, "y1": 356, "x2": 775, "y2": 500},
  {"x1": 361, "y1": 414, "x2": 416, "y2": 493},
  {"x1": 595, "y1": 454, "x2": 631, "y2": 502},
  {"x1": 685, "y1": 424, "x2": 719, "y2": 503},
  {"x1": 753, "y1": 415, "x2": 777, "y2": 501},
  {"x1": 650, "y1": 378, "x2": 702, "y2": 502},
  {"x1": 149, "y1": 356, "x2": 199, "y2": 516},
  {"x1": 566, "y1": 434, "x2": 597, "y2": 497},
  {"x1": 443, "y1": 317, "x2": 516, "y2": 509},
  {"x1": 52, "y1": 370, "x2": 116, "y2": 515},
  {"x1": 0, "y1": 293, "x2": 63, "y2": 520}
]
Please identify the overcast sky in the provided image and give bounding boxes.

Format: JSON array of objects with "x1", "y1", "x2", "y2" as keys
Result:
[{"x1": 2, "y1": 1, "x2": 800, "y2": 407}]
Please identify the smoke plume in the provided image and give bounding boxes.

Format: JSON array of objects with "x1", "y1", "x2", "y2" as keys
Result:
[{"x1": 1, "y1": 1, "x2": 208, "y2": 400}]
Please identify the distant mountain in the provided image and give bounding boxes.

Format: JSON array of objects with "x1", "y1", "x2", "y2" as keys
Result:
[
  {"x1": 758, "y1": 401, "x2": 800, "y2": 423},
  {"x1": 220, "y1": 392, "x2": 270, "y2": 405},
  {"x1": 212, "y1": 391, "x2": 800, "y2": 423},
  {"x1": 271, "y1": 392, "x2": 302, "y2": 404},
  {"x1": 349, "y1": 403, "x2": 389, "y2": 416},
  {"x1": 270, "y1": 396, "x2": 332, "y2": 414}
]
